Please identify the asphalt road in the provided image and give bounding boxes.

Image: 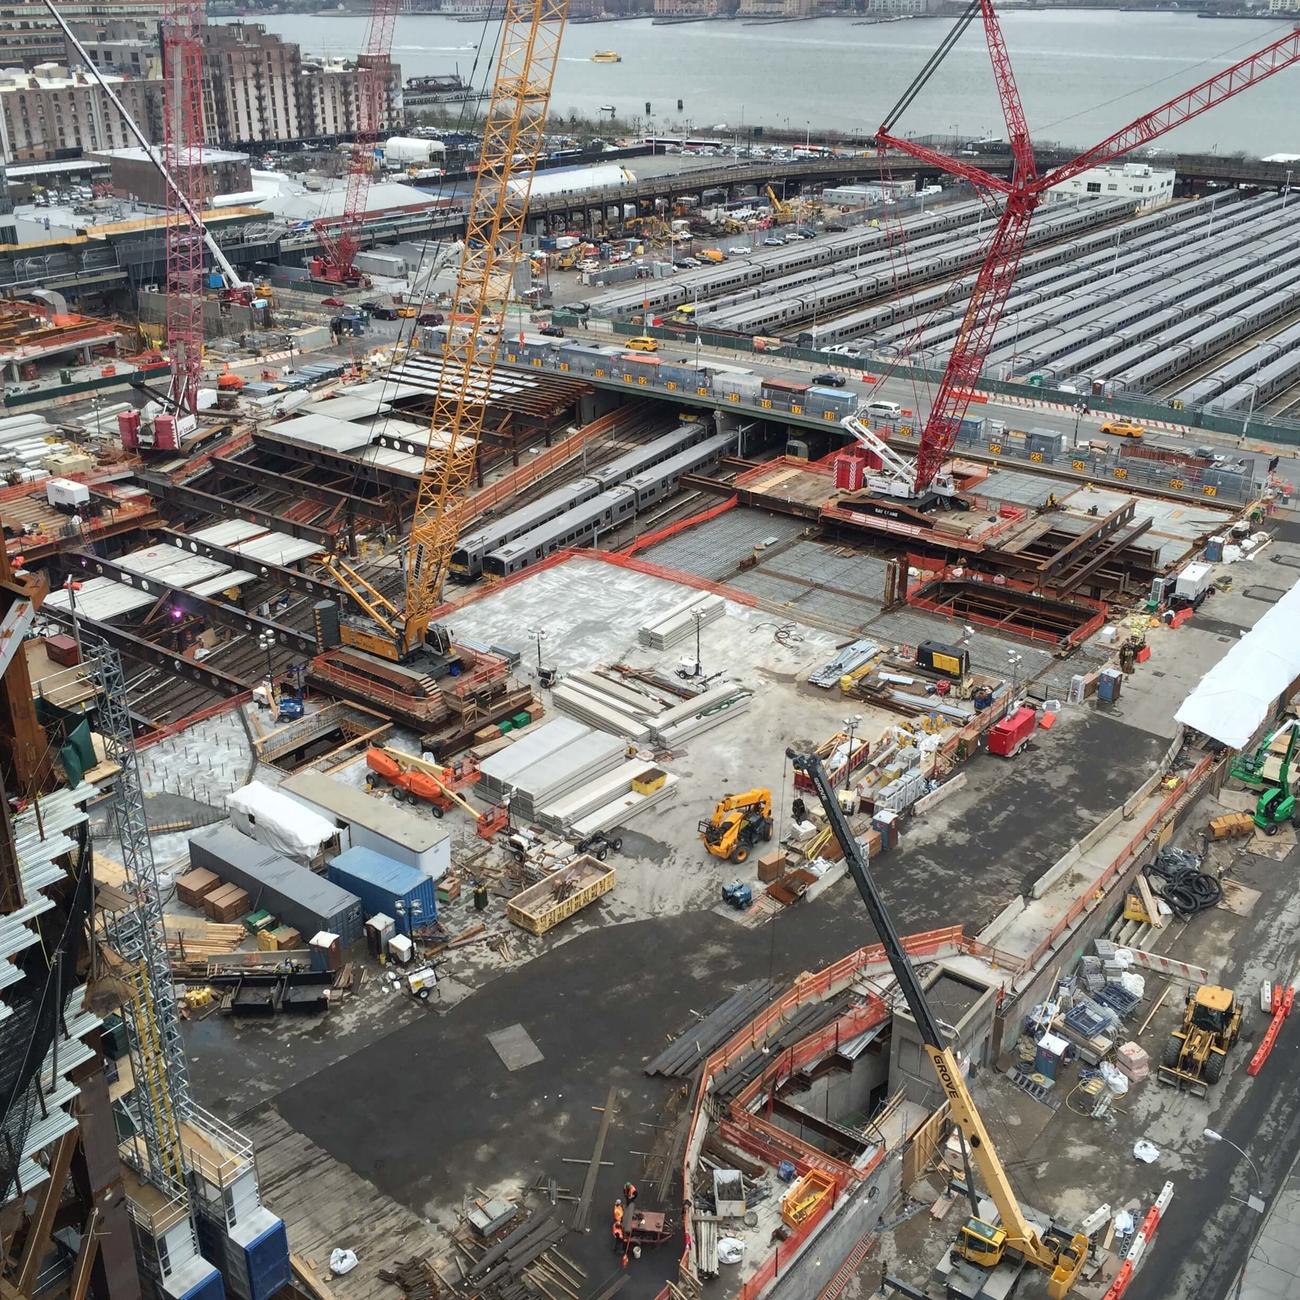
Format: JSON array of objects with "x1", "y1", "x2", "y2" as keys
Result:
[{"x1": 1130, "y1": 838, "x2": 1300, "y2": 1300}]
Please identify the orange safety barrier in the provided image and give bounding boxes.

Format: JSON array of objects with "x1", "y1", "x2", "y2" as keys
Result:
[
  {"x1": 1247, "y1": 984, "x2": 1293, "y2": 1076},
  {"x1": 620, "y1": 496, "x2": 737, "y2": 557}
]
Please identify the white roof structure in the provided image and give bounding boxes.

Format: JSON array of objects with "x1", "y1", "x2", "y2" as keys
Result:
[{"x1": 1174, "y1": 578, "x2": 1300, "y2": 749}]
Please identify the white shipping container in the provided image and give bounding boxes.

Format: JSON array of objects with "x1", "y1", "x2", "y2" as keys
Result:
[{"x1": 383, "y1": 135, "x2": 447, "y2": 165}]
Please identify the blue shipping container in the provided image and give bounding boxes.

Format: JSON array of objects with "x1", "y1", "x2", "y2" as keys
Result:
[{"x1": 327, "y1": 846, "x2": 438, "y2": 926}]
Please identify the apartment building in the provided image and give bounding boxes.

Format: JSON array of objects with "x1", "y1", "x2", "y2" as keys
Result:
[
  {"x1": 299, "y1": 55, "x2": 403, "y2": 141},
  {"x1": 0, "y1": 63, "x2": 162, "y2": 163},
  {"x1": 203, "y1": 22, "x2": 303, "y2": 146},
  {"x1": 0, "y1": 0, "x2": 164, "y2": 69}
]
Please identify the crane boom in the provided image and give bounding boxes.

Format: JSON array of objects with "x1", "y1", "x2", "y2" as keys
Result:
[
  {"x1": 869, "y1": 4, "x2": 1300, "y2": 495},
  {"x1": 402, "y1": 0, "x2": 568, "y2": 646},
  {"x1": 787, "y1": 749, "x2": 1088, "y2": 1298},
  {"x1": 311, "y1": 0, "x2": 401, "y2": 286}
]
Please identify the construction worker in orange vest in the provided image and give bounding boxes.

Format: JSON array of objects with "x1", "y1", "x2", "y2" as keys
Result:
[
  {"x1": 623, "y1": 1181, "x2": 637, "y2": 1208},
  {"x1": 612, "y1": 1200, "x2": 624, "y2": 1252}
]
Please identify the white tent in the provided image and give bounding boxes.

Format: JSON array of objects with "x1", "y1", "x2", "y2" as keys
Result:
[
  {"x1": 1174, "y1": 577, "x2": 1300, "y2": 749},
  {"x1": 227, "y1": 781, "x2": 339, "y2": 864}
]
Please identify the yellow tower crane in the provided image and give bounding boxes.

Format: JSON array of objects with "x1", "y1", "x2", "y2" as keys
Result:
[{"x1": 325, "y1": 0, "x2": 569, "y2": 662}]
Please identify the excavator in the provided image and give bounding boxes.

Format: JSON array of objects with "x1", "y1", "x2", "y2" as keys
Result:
[
  {"x1": 699, "y1": 789, "x2": 773, "y2": 863},
  {"x1": 789, "y1": 749, "x2": 1090, "y2": 1299}
]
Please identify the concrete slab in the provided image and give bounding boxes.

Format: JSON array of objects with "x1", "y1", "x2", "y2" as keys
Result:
[{"x1": 486, "y1": 1023, "x2": 544, "y2": 1071}]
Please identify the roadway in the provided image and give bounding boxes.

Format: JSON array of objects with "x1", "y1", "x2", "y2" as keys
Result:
[{"x1": 578, "y1": 328, "x2": 1294, "y2": 483}]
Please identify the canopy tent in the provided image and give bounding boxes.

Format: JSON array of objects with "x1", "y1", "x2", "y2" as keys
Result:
[{"x1": 1175, "y1": 578, "x2": 1300, "y2": 749}]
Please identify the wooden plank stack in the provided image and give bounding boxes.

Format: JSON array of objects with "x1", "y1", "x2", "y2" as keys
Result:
[
  {"x1": 177, "y1": 868, "x2": 220, "y2": 907},
  {"x1": 204, "y1": 884, "x2": 250, "y2": 922}
]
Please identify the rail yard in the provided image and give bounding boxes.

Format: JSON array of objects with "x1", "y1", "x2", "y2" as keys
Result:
[{"x1": 5, "y1": 7, "x2": 1300, "y2": 1300}]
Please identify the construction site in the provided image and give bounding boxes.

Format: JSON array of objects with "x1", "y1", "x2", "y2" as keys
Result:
[{"x1": 7, "y1": 4, "x2": 1300, "y2": 1300}]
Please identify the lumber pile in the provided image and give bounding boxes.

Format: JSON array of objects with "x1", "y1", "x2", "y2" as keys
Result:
[
  {"x1": 164, "y1": 919, "x2": 246, "y2": 962},
  {"x1": 379, "y1": 1257, "x2": 441, "y2": 1300}
]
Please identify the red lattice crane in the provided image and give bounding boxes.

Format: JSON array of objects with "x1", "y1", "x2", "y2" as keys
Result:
[
  {"x1": 310, "y1": 0, "x2": 401, "y2": 286},
  {"x1": 161, "y1": 0, "x2": 207, "y2": 419},
  {"x1": 874, "y1": 4, "x2": 1300, "y2": 496}
]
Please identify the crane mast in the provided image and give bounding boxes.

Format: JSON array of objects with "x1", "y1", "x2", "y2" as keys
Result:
[
  {"x1": 333, "y1": 0, "x2": 564, "y2": 659},
  {"x1": 311, "y1": 0, "x2": 401, "y2": 286},
  {"x1": 862, "y1": 5, "x2": 1300, "y2": 497},
  {"x1": 161, "y1": 0, "x2": 208, "y2": 417},
  {"x1": 788, "y1": 749, "x2": 1088, "y2": 1297}
]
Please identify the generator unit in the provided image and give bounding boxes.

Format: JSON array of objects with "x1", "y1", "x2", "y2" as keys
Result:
[{"x1": 916, "y1": 640, "x2": 970, "y2": 680}]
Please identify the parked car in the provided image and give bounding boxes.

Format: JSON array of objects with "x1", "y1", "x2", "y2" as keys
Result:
[
  {"x1": 320, "y1": 296, "x2": 346, "y2": 308},
  {"x1": 763, "y1": 237, "x2": 785, "y2": 246},
  {"x1": 370, "y1": 306, "x2": 399, "y2": 321},
  {"x1": 358, "y1": 300, "x2": 383, "y2": 313},
  {"x1": 1101, "y1": 420, "x2": 1145, "y2": 439},
  {"x1": 812, "y1": 373, "x2": 846, "y2": 387},
  {"x1": 540, "y1": 325, "x2": 565, "y2": 337},
  {"x1": 395, "y1": 305, "x2": 418, "y2": 318},
  {"x1": 417, "y1": 312, "x2": 445, "y2": 326}
]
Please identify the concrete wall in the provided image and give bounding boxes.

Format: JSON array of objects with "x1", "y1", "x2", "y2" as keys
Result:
[
  {"x1": 889, "y1": 965, "x2": 1000, "y2": 1105},
  {"x1": 138, "y1": 290, "x2": 258, "y2": 340},
  {"x1": 784, "y1": 1047, "x2": 890, "y2": 1124},
  {"x1": 766, "y1": 1156, "x2": 899, "y2": 1300}
]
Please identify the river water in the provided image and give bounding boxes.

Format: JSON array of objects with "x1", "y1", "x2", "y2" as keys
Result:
[{"x1": 222, "y1": 10, "x2": 1300, "y2": 156}]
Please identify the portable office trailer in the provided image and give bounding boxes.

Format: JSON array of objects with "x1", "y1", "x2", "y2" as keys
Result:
[
  {"x1": 279, "y1": 770, "x2": 451, "y2": 879},
  {"x1": 327, "y1": 846, "x2": 439, "y2": 928}
]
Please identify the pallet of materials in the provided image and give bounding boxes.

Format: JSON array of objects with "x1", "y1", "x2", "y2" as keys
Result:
[
  {"x1": 1207, "y1": 811, "x2": 1254, "y2": 841},
  {"x1": 203, "y1": 884, "x2": 250, "y2": 923},
  {"x1": 176, "y1": 867, "x2": 220, "y2": 907},
  {"x1": 638, "y1": 592, "x2": 725, "y2": 650},
  {"x1": 506, "y1": 855, "x2": 615, "y2": 935}
]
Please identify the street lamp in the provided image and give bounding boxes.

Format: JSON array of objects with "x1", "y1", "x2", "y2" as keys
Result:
[
  {"x1": 1242, "y1": 382, "x2": 1259, "y2": 442},
  {"x1": 842, "y1": 714, "x2": 863, "y2": 790},
  {"x1": 690, "y1": 607, "x2": 705, "y2": 678},
  {"x1": 528, "y1": 627, "x2": 547, "y2": 674},
  {"x1": 257, "y1": 630, "x2": 276, "y2": 686},
  {"x1": 1007, "y1": 651, "x2": 1023, "y2": 706},
  {"x1": 1203, "y1": 1129, "x2": 1266, "y2": 1213}
]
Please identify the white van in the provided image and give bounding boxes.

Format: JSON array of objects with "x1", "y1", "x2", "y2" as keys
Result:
[{"x1": 864, "y1": 400, "x2": 903, "y2": 420}]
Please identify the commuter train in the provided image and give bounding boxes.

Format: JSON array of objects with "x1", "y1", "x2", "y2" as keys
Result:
[
  {"x1": 448, "y1": 421, "x2": 708, "y2": 581},
  {"x1": 483, "y1": 429, "x2": 739, "y2": 578}
]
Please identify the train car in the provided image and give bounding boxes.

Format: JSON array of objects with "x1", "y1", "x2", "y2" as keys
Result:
[
  {"x1": 449, "y1": 477, "x2": 605, "y2": 582},
  {"x1": 620, "y1": 429, "x2": 739, "y2": 509},
  {"x1": 484, "y1": 486, "x2": 638, "y2": 577},
  {"x1": 586, "y1": 422, "x2": 708, "y2": 490}
]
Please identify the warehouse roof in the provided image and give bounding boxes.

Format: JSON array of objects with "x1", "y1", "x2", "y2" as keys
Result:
[{"x1": 1175, "y1": 575, "x2": 1300, "y2": 749}]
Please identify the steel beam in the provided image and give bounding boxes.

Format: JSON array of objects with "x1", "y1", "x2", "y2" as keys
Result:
[
  {"x1": 253, "y1": 430, "x2": 419, "y2": 495},
  {"x1": 1040, "y1": 500, "x2": 1136, "y2": 577},
  {"x1": 156, "y1": 528, "x2": 342, "y2": 601},
  {"x1": 135, "y1": 472, "x2": 336, "y2": 549},
  {"x1": 68, "y1": 552, "x2": 320, "y2": 654},
  {"x1": 209, "y1": 457, "x2": 400, "y2": 524},
  {"x1": 42, "y1": 609, "x2": 254, "y2": 696}
]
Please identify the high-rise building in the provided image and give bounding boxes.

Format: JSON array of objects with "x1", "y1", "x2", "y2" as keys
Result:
[
  {"x1": 202, "y1": 23, "x2": 303, "y2": 147},
  {"x1": 0, "y1": 0, "x2": 166, "y2": 70},
  {"x1": 0, "y1": 63, "x2": 163, "y2": 163}
]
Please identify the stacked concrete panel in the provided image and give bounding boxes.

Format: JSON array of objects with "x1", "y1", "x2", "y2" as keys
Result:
[{"x1": 638, "y1": 592, "x2": 726, "y2": 650}]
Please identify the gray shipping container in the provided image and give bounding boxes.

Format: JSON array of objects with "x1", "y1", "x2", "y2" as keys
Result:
[{"x1": 188, "y1": 826, "x2": 363, "y2": 944}]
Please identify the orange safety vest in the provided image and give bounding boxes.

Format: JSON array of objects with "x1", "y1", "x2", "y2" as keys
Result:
[{"x1": 613, "y1": 1205, "x2": 624, "y2": 1227}]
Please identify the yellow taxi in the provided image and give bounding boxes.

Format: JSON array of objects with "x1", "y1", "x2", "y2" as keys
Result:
[
  {"x1": 1100, "y1": 420, "x2": 1144, "y2": 439},
  {"x1": 626, "y1": 336, "x2": 659, "y2": 353}
]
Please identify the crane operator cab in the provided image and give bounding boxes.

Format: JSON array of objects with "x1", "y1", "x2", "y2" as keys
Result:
[{"x1": 956, "y1": 1218, "x2": 1006, "y2": 1269}]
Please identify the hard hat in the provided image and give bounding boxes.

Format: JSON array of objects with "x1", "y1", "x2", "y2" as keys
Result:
[{"x1": 615, "y1": 1198, "x2": 622, "y2": 1206}]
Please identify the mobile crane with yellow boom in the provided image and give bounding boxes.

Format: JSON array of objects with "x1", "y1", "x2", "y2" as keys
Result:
[{"x1": 788, "y1": 748, "x2": 1090, "y2": 1298}]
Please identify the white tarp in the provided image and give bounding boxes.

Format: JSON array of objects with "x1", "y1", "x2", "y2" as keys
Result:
[
  {"x1": 1174, "y1": 577, "x2": 1300, "y2": 749},
  {"x1": 227, "y1": 781, "x2": 338, "y2": 863}
]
